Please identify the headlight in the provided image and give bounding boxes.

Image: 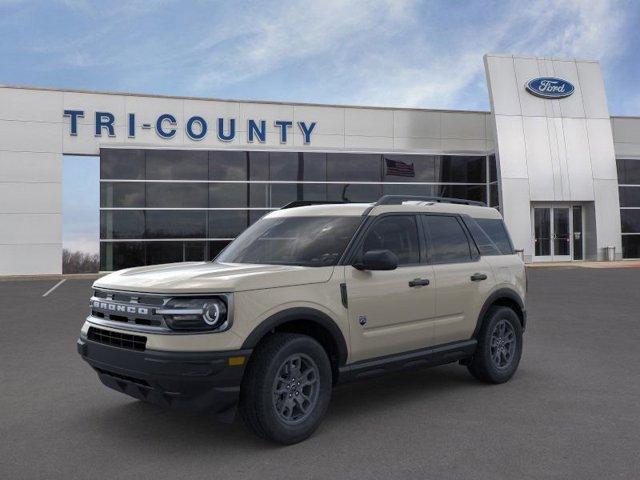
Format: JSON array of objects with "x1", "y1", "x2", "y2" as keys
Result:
[{"x1": 157, "y1": 297, "x2": 230, "y2": 332}]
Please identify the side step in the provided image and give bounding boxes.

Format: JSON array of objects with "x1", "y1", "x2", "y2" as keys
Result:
[{"x1": 338, "y1": 339, "x2": 477, "y2": 382}]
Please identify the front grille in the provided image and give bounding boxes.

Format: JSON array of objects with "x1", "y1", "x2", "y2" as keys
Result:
[
  {"x1": 87, "y1": 326, "x2": 147, "y2": 351},
  {"x1": 90, "y1": 289, "x2": 169, "y2": 331}
]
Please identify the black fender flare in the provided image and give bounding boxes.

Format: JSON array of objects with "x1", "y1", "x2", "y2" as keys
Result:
[
  {"x1": 472, "y1": 288, "x2": 526, "y2": 338},
  {"x1": 241, "y1": 307, "x2": 349, "y2": 366}
]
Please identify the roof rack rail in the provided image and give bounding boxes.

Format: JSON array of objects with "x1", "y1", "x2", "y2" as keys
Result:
[
  {"x1": 280, "y1": 200, "x2": 348, "y2": 210},
  {"x1": 374, "y1": 195, "x2": 486, "y2": 207}
]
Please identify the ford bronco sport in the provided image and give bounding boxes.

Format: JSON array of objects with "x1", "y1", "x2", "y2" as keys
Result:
[{"x1": 78, "y1": 195, "x2": 526, "y2": 444}]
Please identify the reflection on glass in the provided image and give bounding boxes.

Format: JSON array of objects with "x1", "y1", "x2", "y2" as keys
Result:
[
  {"x1": 146, "y1": 150, "x2": 208, "y2": 180},
  {"x1": 145, "y1": 211, "x2": 206, "y2": 238},
  {"x1": 553, "y1": 208, "x2": 570, "y2": 256},
  {"x1": 572, "y1": 206, "x2": 583, "y2": 260},
  {"x1": 100, "y1": 211, "x2": 145, "y2": 239},
  {"x1": 327, "y1": 154, "x2": 381, "y2": 182},
  {"x1": 100, "y1": 149, "x2": 145, "y2": 179},
  {"x1": 534, "y1": 208, "x2": 551, "y2": 256},
  {"x1": 209, "y1": 210, "x2": 248, "y2": 238},
  {"x1": 100, "y1": 183, "x2": 145, "y2": 208},
  {"x1": 146, "y1": 183, "x2": 208, "y2": 208},
  {"x1": 210, "y1": 151, "x2": 247, "y2": 180}
]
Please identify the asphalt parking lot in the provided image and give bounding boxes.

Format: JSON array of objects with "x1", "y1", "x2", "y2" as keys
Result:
[{"x1": 1, "y1": 267, "x2": 640, "y2": 480}]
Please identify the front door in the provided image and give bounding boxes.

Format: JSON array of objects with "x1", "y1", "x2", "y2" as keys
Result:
[
  {"x1": 344, "y1": 214, "x2": 436, "y2": 362},
  {"x1": 533, "y1": 206, "x2": 582, "y2": 261}
]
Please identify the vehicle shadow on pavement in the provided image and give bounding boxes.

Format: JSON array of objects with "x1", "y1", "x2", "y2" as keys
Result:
[{"x1": 81, "y1": 363, "x2": 483, "y2": 450}]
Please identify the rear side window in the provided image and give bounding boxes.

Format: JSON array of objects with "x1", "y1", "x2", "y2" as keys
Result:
[
  {"x1": 475, "y1": 218, "x2": 514, "y2": 255},
  {"x1": 361, "y1": 215, "x2": 420, "y2": 265},
  {"x1": 422, "y1": 215, "x2": 472, "y2": 264}
]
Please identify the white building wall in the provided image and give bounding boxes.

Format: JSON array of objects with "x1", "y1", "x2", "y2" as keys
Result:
[
  {"x1": 484, "y1": 54, "x2": 622, "y2": 261},
  {"x1": 0, "y1": 88, "x2": 64, "y2": 275},
  {"x1": 0, "y1": 85, "x2": 490, "y2": 275}
]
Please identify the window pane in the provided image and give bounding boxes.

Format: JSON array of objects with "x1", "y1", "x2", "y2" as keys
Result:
[
  {"x1": 423, "y1": 215, "x2": 472, "y2": 263},
  {"x1": 436, "y1": 155, "x2": 486, "y2": 183},
  {"x1": 270, "y1": 152, "x2": 300, "y2": 181},
  {"x1": 327, "y1": 184, "x2": 381, "y2": 203},
  {"x1": 617, "y1": 159, "x2": 640, "y2": 185},
  {"x1": 249, "y1": 152, "x2": 269, "y2": 180},
  {"x1": 621, "y1": 210, "x2": 640, "y2": 233},
  {"x1": 489, "y1": 154, "x2": 497, "y2": 182},
  {"x1": 209, "y1": 210, "x2": 248, "y2": 238},
  {"x1": 475, "y1": 218, "x2": 513, "y2": 254},
  {"x1": 210, "y1": 151, "x2": 247, "y2": 180},
  {"x1": 619, "y1": 187, "x2": 640, "y2": 207},
  {"x1": 302, "y1": 153, "x2": 326, "y2": 181},
  {"x1": 436, "y1": 185, "x2": 486, "y2": 203},
  {"x1": 146, "y1": 150, "x2": 208, "y2": 180},
  {"x1": 100, "y1": 211, "x2": 144, "y2": 239},
  {"x1": 362, "y1": 216, "x2": 420, "y2": 265},
  {"x1": 184, "y1": 242, "x2": 207, "y2": 262},
  {"x1": 146, "y1": 183, "x2": 208, "y2": 208},
  {"x1": 382, "y1": 184, "x2": 431, "y2": 197},
  {"x1": 382, "y1": 155, "x2": 436, "y2": 182},
  {"x1": 270, "y1": 183, "x2": 299, "y2": 207},
  {"x1": 210, "y1": 183, "x2": 247, "y2": 208},
  {"x1": 100, "y1": 182, "x2": 145, "y2": 208},
  {"x1": 327, "y1": 154, "x2": 381, "y2": 182},
  {"x1": 489, "y1": 184, "x2": 499, "y2": 207},
  {"x1": 622, "y1": 235, "x2": 640, "y2": 258},
  {"x1": 209, "y1": 240, "x2": 231, "y2": 260},
  {"x1": 464, "y1": 218, "x2": 500, "y2": 256},
  {"x1": 100, "y1": 149, "x2": 145, "y2": 179},
  {"x1": 303, "y1": 183, "x2": 326, "y2": 202},
  {"x1": 146, "y1": 242, "x2": 183, "y2": 265},
  {"x1": 249, "y1": 183, "x2": 269, "y2": 208},
  {"x1": 145, "y1": 211, "x2": 206, "y2": 238},
  {"x1": 100, "y1": 242, "x2": 145, "y2": 271}
]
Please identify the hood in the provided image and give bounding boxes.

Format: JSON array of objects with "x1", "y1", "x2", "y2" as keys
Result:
[{"x1": 94, "y1": 262, "x2": 335, "y2": 294}]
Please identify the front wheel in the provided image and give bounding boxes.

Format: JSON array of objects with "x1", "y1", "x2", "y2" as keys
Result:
[
  {"x1": 239, "y1": 333, "x2": 332, "y2": 444},
  {"x1": 467, "y1": 306, "x2": 523, "y2": 384}
]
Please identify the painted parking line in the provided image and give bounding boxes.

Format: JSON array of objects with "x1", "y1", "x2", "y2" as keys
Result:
[{"x1": 42, "y1": 279, "x2": 66, "y2": 297}]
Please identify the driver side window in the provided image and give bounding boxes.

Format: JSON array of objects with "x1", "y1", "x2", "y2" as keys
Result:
[{"x1": 361, "y1": 215, "x2": 419, "y2": 265}]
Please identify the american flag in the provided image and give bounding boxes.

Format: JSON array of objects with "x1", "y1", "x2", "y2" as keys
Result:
[{"x1": 385, "y1": 157, "x2": 415, "y2": 177}]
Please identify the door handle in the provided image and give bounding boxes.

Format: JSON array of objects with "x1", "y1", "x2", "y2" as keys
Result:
[
  {"x1": 409, "y1": 278, "x2": 430, "y2": 287},
  {"x1": 470, "y1": 273, "x2": 488, "y2": 282}
]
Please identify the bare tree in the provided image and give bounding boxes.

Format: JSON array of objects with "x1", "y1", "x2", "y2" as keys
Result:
[{"x1": 62, "y1": 249, "x2": 99, "y2": 274}]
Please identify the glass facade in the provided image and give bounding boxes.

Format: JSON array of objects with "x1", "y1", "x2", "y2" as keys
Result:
[
  {"x1": 617, "y1": 158, "x2": 640, "y2": 258},
  {"x1": 100, "y1": 149, "x2": 498, "y2": 270}
]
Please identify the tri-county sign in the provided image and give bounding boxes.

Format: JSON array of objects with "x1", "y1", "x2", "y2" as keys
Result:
[
  {"x1": 525, "y1": 77, "x2": 575, "y2": 99},
  {"x1": 63, "y1": 110, "x2": 317, "y2": 144}
]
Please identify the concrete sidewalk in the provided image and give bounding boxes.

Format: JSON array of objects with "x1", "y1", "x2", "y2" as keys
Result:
[{"x1": 526, "y1": 260, "x2": 640, "y2": 268}]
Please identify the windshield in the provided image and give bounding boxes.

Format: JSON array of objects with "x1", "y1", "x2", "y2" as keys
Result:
[{"x1": 216, "y1": 216, "x2": 362, "y2": 267}]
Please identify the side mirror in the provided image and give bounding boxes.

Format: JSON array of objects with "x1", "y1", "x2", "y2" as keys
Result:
[{"x1": 353, "y1": 249, "x2": 398, "y2": 271}]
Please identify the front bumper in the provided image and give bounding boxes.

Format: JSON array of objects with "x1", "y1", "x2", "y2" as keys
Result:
[{"x1": 77, "y1": 337, "x2": 251, "y2": 421}]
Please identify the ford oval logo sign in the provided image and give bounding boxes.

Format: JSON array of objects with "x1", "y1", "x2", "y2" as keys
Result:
[{"x1": 526, "y1": 77, "x2": 575, "y2": 99}]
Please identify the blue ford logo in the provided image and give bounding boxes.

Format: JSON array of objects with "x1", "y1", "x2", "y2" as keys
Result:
[{"x1": 526, "y1": 77, "x2": 575, "y2": 99}]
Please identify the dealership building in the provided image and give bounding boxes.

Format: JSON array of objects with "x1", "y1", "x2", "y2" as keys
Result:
[{"x1": 1, "y1": 53, "x2": 640, "y2": 275}]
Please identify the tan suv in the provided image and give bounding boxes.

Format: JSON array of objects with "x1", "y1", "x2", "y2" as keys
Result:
[{"x1": 78, "y1": 195, "x2": 526, "y2": 444}]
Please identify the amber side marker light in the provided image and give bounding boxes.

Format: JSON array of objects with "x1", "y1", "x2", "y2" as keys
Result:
[{"x1": 228, "y1": 356, "x2": 246, "y2": 366}]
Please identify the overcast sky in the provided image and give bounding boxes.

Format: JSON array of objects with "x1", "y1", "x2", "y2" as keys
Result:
[{"x1": 2, "y1": 0, "x2": 638, "y2": 253}]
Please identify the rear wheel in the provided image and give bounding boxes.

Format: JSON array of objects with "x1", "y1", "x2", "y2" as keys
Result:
[
  {"x1": 239, "y1": 333, "x2": 332, "y2": 444},
  {"x1": 467, "y1": 306, "x2": 523, "y2": 384}
]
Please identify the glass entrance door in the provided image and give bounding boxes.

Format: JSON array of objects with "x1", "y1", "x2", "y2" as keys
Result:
[
  {"x1": 552, "y1": 208, "x2": 571, "y2": 261},
  {"x1": 533, "y1": 206, "x2": 582, "y2": 261}
]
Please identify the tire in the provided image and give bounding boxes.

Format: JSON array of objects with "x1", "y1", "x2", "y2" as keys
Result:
[
  {"x1": 239, "y1": 333, "x2": 332, "y2": 444},
  {"x1": 467, "y1": 306, "x2": 523, "y2": 384}
]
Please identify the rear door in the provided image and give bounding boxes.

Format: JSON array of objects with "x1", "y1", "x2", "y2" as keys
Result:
[
  {"x1": 421, "y1": 214, "x2": 494, "y2": 345},
  {"x1": 345, "y1": 214, "x2": 436, "y2": 362}
]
